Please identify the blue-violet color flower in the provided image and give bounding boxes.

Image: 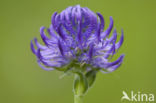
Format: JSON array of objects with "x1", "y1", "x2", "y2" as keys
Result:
[{"x1": 31, "y1": 5, "x2": 124, "y2": 74}]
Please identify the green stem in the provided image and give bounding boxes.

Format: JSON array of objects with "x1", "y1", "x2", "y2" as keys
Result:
[{"x1": 74, "y1": 95, "x2": 83, "y2": 103}]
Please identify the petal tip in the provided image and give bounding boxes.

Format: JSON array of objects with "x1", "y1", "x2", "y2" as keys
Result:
[{"x1": 30, "y1": 40, "x2": 36, "y2": 54}]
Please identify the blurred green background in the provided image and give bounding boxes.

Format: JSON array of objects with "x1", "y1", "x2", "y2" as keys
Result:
[{"x1": 0, "y1": 0, "x2": 156, "y2": 103}]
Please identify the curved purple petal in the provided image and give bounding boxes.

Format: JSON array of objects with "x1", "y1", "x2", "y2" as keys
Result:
[
  {"x1": 109, "y1": 28, "x2": 117, "y2": 43},
  {"x1": 106, "y1": 54, "x2": 124, "y2": 68},
  {"x1": 34, "y1": 38, "x2": 47, "y2": 50},
  {"x1": 101, "y1": 16, "x2": 114, "y2": 38},
  {"x1": 58, "y1": 40, "x2": 64, "y2": 56},
  {"x1": 75, "y1": 5, "x2": 82, "y2": 21},
  {"x1": 101, "y1": 63, "x2": 122, "y2": 73},
  {"x1": 57, "y1": 24, "x2": 66, "y2": 40},
  {"x1": 116, "y1": 29, "x2": 124, "y2": 50},
  {"x1": 88, "y1": 44, "x2": 94, "y2": 60},
  {"x1": 97, "y1": 12, "x2": 105, "y2": 31},
  {"x1": 51, "y1": 12, "x2": 57, "y2": 29},
  {"x1": 37, "y1": 60, "x2": 54, "y2": 71},
  {"x1": 77, "y1": 21, "x2": 82, "y2": 47},
  {"x1": 40, "y1": 26, "x2": 50, "y2": 46},
  {"x1": 30, "y1": 40, "x2": 37, "y2": 54}
]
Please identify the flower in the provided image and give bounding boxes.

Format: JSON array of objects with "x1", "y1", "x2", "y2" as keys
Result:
[{"x1": 30, "y1": 5, "x2": 124, "y2": 73}]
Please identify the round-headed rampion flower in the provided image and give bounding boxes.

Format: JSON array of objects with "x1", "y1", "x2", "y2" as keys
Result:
[{"x1": 31, "y1": 5, "x2": 124, "y2": 74}]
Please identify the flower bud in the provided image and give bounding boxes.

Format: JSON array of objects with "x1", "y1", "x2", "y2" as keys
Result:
[
  {"x1": 73, "y1": 71, "x2": 88, "y2": 96},
  {"x1": 86, "y1": 70, "x2": 96, "y2": 87}
]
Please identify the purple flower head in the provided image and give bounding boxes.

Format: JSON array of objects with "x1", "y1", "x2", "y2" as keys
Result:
[{"x1": 31, "y1": 5, "x2": 124, "y2": 73}]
